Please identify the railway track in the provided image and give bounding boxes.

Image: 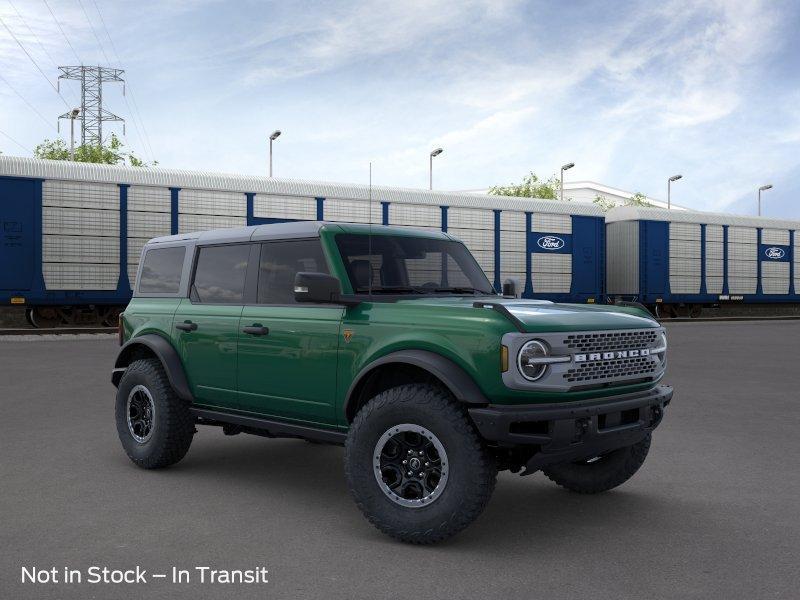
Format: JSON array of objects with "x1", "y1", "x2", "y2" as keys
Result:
[{"x1": 0, "y1": 327, "x2": 116, "y2": 336}]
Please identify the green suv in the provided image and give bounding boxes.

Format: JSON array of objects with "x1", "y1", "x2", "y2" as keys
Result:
[{"x1": 112, "y1": 222, "x2": 672, "y2": 544}]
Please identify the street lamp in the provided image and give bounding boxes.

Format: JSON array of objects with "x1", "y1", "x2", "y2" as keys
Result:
[
  {"x1": 429, "y1": 148, "x2": 443, "y2": 190},
  {"x1": 758, "y1": 184, "x2": 773, "y2": 216},
  {"x1": 667, "y1": 174, "x2": 682, "y2": 209},
  {"x1": 68, "y1": 108, "x2": 80, "y2": 161},
  {"x1": 269, "y1": 130, "x2": 281, "y2": 177},
  {"x1": 560, "y1": 162, "x2": 575, "y2": 201}
]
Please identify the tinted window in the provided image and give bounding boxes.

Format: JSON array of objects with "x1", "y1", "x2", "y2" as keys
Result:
[
  {"x1": 258, "y1": 239, "x2": 329, "y2": 304},
  {"x1": 138, "y1": 246, "x2": 185, "y2": 294},
  {"x1": 192, "y1": 244, "x2": 250, "y2": 303},
  {"x1": 335, "y1": 234, "x2": 493, "y2": 295}
]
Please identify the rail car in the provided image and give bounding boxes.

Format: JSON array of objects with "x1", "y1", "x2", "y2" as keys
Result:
[
  {"x1": 0, "y1": 156, "x2": 605, "y2": 326},
  {"x1": 606, "y1": 206, "x2": 800, "y2": 317}
]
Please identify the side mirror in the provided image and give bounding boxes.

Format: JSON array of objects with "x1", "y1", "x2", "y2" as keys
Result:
[
  {"x1": 502, "y1": 278, "x2": 519, "y2": 298},
  {"x1": 294, "y1": 272, "x2": 343, "y2": 303}
]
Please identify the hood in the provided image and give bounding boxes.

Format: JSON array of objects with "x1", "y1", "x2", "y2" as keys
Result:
[{"x1": 396, "y1": 296, "x2": 659, "y2": 332}]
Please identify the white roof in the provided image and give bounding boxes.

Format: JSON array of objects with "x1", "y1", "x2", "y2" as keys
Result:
[
  {"x1": 0, "y1": 155, "x2": 603, "y2": 217},
  {"x1": 606, "y1": 205, "x2": 800, "y2": 230}
]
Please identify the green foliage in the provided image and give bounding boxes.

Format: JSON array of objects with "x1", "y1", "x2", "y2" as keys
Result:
[
  {"x1": 489, "y1": 172, "x2": 563, "y2": 200},
  {"x1": 593, "y1": 191, "x2": 654, "y2": 212},
  {"x1": 33, "y1": 134, "x2": 156, "y2": 167}
]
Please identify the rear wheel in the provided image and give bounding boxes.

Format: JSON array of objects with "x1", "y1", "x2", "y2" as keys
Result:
[
  {"x1": 345, "y1": 383, "x2": 496, "y2": 544},
  {"x1": 542, "y1": 434, "x2": 651, "y2": 494},
  {"x1": 115, "y1": 358, "x2": 194, "y2": 469}
]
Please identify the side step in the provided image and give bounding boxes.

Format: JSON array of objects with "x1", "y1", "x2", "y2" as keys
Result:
[{"x1": 189, "y1": 407, "x2": 347, "y2": 445}]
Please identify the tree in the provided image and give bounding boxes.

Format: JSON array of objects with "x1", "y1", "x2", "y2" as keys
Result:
[
  {"x1": 489, "y1": 172, "x2": 563, "y2": 199},
  {"x1": 592, "y1": 191, "x2": 654, "y2": 212},
  {"x1": 33, "y1": 133, "x2": 156, "y2": 167}
]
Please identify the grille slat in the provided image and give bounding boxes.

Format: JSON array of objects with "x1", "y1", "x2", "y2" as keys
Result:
[{"x1": 563, "y1": 330, "x2": 658, "y2": 353}]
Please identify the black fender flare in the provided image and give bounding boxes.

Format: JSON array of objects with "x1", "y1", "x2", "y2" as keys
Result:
[
  {"x1": 344, "y1": 349, "x2": 488, "y2": 420},
  {"x1": 111, "y1": 334, "x2": 193, "y2": 402}
]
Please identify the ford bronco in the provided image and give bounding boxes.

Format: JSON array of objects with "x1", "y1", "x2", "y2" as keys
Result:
[{"x1": 112, "y1": 222, "x2": 671, "y2": 544}]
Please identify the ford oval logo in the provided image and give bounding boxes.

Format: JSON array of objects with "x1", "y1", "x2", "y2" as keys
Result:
[
  {"x1": 537, "y1": 235, "x2": 565, "y2": 250},
  {"x1": 765, "y1": 247, "x2": 785, "y2": 259}
]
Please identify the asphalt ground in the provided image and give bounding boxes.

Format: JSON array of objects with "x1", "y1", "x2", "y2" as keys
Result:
[{"x1": 1, "y1": 321, "x2": 798, "y2": 600}]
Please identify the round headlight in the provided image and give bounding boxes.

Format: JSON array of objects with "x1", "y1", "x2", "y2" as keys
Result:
[{"x1": 517, "y1": 340, "x2": 549, "y2": 381}]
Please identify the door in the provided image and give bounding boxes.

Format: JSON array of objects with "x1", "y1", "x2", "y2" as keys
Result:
[
  {"x1": 0, "y1": 177, "x2": 36, "y2": 290},
  {"x1": 173, "y1": 243, "x2": 254, "y2": 410},
  {"x1": 237, "y1": 239, "x2": 343, "y2": 425}
]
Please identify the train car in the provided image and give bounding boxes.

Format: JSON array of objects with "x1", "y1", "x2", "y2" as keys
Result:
[
  {"x1": 606, "y1": 205, "x2": 800, "y2": 317},
  {"x1": 0, "y1": 156, "x2": 605, "y2": 326}
]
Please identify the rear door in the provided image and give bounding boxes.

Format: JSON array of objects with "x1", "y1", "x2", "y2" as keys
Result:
[
  {"x1": 0, "y1": 178, "x2": 36, "y2": 291},
  {"x1": 172, "y1": 242, "x2": 254, "y2": 410},
  {"x1": 237, "y1": 239, "x2": 343, "y2": 425}
]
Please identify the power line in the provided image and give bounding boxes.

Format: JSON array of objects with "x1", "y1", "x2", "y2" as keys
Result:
[
  {"x1": 6, "y1": 0, "x2": 81, "y2": 106},
  {"x1": 43, "y1": 0, "x2": 83, "y2": 65},
  {"x1": 0, "y1": 14, "x2": 70, "y2": 108},
  {"x1": 0, "y1": 72, "x2": 58, "y2": 131},
  {"x1": 89, "y1": 0, "x2": 155, "y2": 162},
  {"x1": 0, "y1": 127, "x2": 33, "y2": 153},
  {"x1": 76, "y1": 0, "x2": 111, "y2": 65}
]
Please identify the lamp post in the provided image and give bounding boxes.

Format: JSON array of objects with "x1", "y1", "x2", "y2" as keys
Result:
[
  {"x1": 758, "y1": 184, "x2": 773, "y2": 216},
  {"x1": 68, "y1": 108, "x2": 80, "y2": 161},
  {"x1": 269, "y1": 130, "x2": 281, "y2": 177},
  {"x1": 429, "y1": 148, "x2": 443, "y2": 190},
  {"x1": 667, "y1": 174, "x2": 682, "y2": 209},
  {"x1": 560, "y1": 162, "x2": 574, "y2": 201}
]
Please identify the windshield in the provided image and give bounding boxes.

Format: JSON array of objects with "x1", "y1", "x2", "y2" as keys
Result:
[{"x1": 335, "y1": 233, "x2": 495, "y2": 295}]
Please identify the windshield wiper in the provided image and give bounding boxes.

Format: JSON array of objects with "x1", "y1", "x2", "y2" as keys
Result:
[
  {"x1": 354, "y1": 286, "x2": 427, "y2": 295},
  {"x1": 433, "y1": 287, "x2": 484, "y2": 294}
]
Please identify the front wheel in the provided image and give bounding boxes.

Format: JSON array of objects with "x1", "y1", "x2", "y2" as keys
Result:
[
  {"x1": 345, "y1": 384, "x2": 496, "y2": 544},
  {"x1": 115, "y1": 358, "x2": 195, "y2": 469},
  {"x1": 542, "y1": 434, "x2": 651, "y2": 494}
]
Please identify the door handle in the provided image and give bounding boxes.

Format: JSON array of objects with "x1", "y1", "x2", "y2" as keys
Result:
[
  {"x1": 175, "y1": 321, "x2": 198, "y2": 332},
  {"x1": 242, "y1": 324, "x2": 269, "y2": 336}
]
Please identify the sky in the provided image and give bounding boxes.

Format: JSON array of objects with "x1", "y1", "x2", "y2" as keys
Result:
[{"x1": 1, "y1": 0, "x2": 799, "y2": 217}]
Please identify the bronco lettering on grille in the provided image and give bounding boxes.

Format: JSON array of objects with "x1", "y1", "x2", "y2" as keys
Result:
[{"x1": 574, "y1": 348, "x2": 651, "y2": 362}]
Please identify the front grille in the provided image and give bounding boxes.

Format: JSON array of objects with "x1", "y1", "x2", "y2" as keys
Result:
[
  {"x1": 563, "y1": 329, "x2": 659, "y2": 353},
  {"x1": 564, "y1": 356, "x2": 658, "y2": 383}
]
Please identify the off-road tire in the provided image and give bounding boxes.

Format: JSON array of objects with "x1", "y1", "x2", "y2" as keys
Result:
[
  {"x1": 345, "y1": 383, "x2": 497, "y2": 544},
  {"x1": 115, "y1": 358, "x2": 194, "y2": 469},
  {"x1": 542, "y1": 434, "x2": 651, "y2": 494}
]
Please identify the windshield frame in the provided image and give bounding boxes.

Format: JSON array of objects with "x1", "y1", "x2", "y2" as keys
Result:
[{"x1": 333, "y1": 232, "x2": 496, "y2": 298}]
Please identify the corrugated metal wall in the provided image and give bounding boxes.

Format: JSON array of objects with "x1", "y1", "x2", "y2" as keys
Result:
[
  {"x1": 499, "y1": 211, "x2": 526, "y2": 288},
  {"x1": 127, "y1": 186, "x2": 171, "y2": 287},
  {"x1": 669, "y1": 222, "x2": 701, "y2": 294},
  {"x1": 42, "y1": 180, "x2": 120, "y2": 290},
  {"x1": 605, "y1": 221, "x2": 638, "y2": 295},
  {"x1": 447, "y1": 208, "x2": 495, "y2": 283}
]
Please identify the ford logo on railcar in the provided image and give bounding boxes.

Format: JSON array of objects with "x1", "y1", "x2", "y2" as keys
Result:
[
  {"x1": 537, "y1": 235, "x2": 565, "y2": 250},
  {"x1": 765, "y1": 247, "x2": 785, "y2": 259}
]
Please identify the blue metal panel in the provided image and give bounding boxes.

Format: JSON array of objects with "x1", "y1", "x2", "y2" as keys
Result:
[
  {"x1": 529, "y1": 231, "x2": 573, "y2": 254},
  {"x1": 570, "y1": 216, "x2": 603, "y2": 300},
  {"x1": 790, "y1": 230, "x2": 795, "y2": 295},
  {"x1": 640, "y1": 220, "x2": 670, "y2": 301},
  {"x1": 246, "y1": 192, "x2": 255, "y2": 225},
  {"x1": 381, "y1": 201, "x2": 389, "y2": 226},
  {"x1": 117, "y1": 184, "x2": 130, "y2": 292},
  {"x1": 440, "y1": 206, "x2": 448, "y2": 232},
  {"x1": 493, "y1": 210, "x2": 501, "y2": 291},
  {"x1": 759, "y1": 243, "x2": 790, "y2": 262},
  {"x1": 524, "y1": 212, "x2": 533, "y2": 297},
  {"x1": 316, "y1": 197, "x2": 324, "y2": 221},
  {"x1": 699, "y1": 224, "x2": 707, "y2": 295},
  {"x1": 756, "y1": 228, "x2": 763, "y2": 295},
  {"x1": 0, "y1": 176, "x2": 37, "y2": 291},
  {"x1": 169, "y1": 187, "x2": 180, "y2": 235}
]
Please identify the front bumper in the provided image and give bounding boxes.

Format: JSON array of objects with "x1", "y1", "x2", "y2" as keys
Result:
[{"x1": 468, "y1": 385, "x2": 672, "y2": 473}]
